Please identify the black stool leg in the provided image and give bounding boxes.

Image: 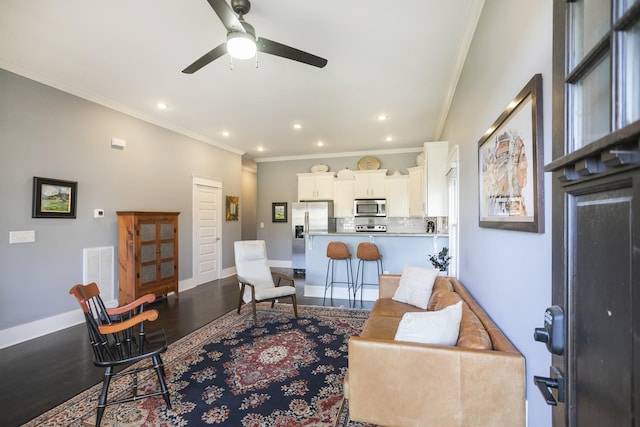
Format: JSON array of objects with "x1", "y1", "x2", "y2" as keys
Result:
[{"x1": 324, "y1": 259, "x2": 333, "y2": 305}]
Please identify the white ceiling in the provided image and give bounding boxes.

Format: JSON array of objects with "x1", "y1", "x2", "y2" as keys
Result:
[{"x1": 0, "y1": 0, "x2": 483, "y2": 160}]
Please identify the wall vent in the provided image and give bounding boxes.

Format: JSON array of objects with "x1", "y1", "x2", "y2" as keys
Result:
[{"x1": 83, "y1": 246, "x2": 116, "y2": 306}]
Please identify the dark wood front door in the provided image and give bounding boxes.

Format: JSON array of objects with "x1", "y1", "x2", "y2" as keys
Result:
[{"x1": 543, "y1": 1, "x2": 640, "y2": 426}]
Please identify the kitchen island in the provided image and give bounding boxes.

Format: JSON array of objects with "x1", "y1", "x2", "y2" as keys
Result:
[{"x1": 303, "y1": 232, "x2": 448, "y2": 302}]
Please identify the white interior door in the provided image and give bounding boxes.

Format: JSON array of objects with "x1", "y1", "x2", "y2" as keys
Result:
[{"x1": 193, "y1": 178, "x2": 222, "y2": 285}]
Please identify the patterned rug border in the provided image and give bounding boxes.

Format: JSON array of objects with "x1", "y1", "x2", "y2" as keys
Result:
[{"x1": 23, "y1": 303, "x2": 371, "y2": 426}]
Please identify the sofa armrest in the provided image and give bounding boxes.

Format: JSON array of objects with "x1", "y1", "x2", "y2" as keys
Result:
[
  {"x1": 378, "y1": 274, "x2": 401, "y2": 298},
  {"x1": 347, "y1": 336, "x2": 525, "y2": 427}
]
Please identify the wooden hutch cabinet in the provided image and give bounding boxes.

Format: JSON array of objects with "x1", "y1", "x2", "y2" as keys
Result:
[{"x1": 117, "y1": 211, "x2": 179, "y2": 305}]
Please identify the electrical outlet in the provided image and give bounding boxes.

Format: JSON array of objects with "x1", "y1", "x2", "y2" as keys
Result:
[{"x1": 9, "y1": 230, "x2": 36, "y2": 244}]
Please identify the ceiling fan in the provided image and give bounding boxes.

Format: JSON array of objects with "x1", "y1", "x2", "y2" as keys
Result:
[{"x1": 182, "y1": 0, "x2": 328, "y2": 73}]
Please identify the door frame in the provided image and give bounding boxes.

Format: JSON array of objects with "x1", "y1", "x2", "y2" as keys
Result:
[{"x1": 192, "y1": 176, "x2": 223, "y2": 286}]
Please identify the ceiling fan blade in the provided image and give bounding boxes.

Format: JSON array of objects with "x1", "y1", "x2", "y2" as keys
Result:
[
  {"x1": 257, "y1": 37, "x2": 327, "y2": 68},
  {"x1": 182, "y1": 43, "x2": 228, "y2": 74},
  {"x1": 206, "y1": 0, "x2": 245, "y2": 32}
]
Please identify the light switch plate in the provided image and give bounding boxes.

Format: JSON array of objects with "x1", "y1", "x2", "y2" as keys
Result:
[{"x1": 10, "y1": 230, "x2": 36, "y2": 244}]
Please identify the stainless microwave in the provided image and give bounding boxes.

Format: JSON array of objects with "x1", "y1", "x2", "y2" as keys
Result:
[{"x1": 354, "y1": 198, "x2": 386, "y2": 217}]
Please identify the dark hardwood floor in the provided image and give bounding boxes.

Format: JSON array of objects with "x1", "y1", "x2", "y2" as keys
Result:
[{"x1": 0, "y1": 270, "x2": 371, "y2": 426}]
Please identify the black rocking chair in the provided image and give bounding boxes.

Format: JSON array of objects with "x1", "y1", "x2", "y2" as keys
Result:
[{"x1": 69, "y1": 283, "x2": 172, "y2": 426}]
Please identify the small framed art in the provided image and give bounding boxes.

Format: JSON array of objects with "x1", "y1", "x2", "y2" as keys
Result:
[
  {"x1": 272, "y1": 202, "x2": 287, "y2": 223},
  {"x1": 32, "y1": 177, "x2": 77, "y2": 218}
]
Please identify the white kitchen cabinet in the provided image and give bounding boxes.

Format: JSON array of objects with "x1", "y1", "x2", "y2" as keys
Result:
[
  {"x1": 424, "y1": 141, "x2": 449, "y2": 216},
  {"x1": 297, "y1": 172, "x2": 335, "y2": 201},
  {"x1": 333, "y1": 178, "x2": 355, "y2": 217},
  {"x1": 407, "y1": 166, "x2": 424, "y2": 217},
  {"x1": 384, "y1": 175, "x2": 410, "y2": 217},
  {"x1": 353, "y1": 170, "x2": 387, "y2": 198}
]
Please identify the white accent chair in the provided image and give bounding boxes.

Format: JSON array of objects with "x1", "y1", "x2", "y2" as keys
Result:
[{"x1": 234, "y1": 240, "x2": 298, "y2": 326}]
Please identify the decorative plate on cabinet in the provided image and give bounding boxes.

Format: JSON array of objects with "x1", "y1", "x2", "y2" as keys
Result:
[
  {"x1": 310, "y1": 164, "x2": 329, "y2": 173},
  {"x1": 337, "y1": 168, "x2": 355, "y2": 178},
  {"x1": 357, "y1": 156, "x2": 381, "y2": 170}
]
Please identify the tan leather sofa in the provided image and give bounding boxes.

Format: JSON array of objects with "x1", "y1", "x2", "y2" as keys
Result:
[{"x1": 344, "y1": 274, "x2": 525, "y2": 427}]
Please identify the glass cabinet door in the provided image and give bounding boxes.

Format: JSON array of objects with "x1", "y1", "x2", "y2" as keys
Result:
[
  {"x1": 137, "y1": 218, "x2": 177, "y2": 284},
  {"x1": 139, "y1": 222, "x2": 157, "y2": 284},
  {"x1": 159, "y1": 221, "x2": 175, "y2": 280}
]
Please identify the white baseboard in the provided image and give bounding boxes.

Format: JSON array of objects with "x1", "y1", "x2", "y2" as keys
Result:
[
  {"x1": 221, "y1": 266, "x2": 237, "y2": 278},
  {"x1": 0, "y1": 308, "x2": 85, "y2": 350}
]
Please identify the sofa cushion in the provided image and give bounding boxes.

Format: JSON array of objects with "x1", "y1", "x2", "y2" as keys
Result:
[
  {"x1": 431, "y1": 288, "x2": 463, "y2": 310},
  {"x1": 433, "y1": 276, "x2": 455, "y2": 293},
  {"x1": 432, "y1": 291, "x2": 492, "y2": 350},
  {"x1": 394, "y1": 301, "x2": 463, "y2": 346},
  {"x1": 370, "y1": 298, "x2": 427, "y2": 318},
  {"x1": 392, "y1": 265, "x2": 439, "y2": 309}
]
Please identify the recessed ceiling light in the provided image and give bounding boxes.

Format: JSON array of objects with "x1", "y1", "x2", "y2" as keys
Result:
[
  {"x1": 157, "y1": 103, "x2": 168, "y2": 110},
  {"x1": 377, "y1": 114, "x2": 388, "y2": 121},
  {"x1": 221, "y1": 130, "x2": 230, "y2": 137},
  {"x1": 317, "y1": 141, "x2": 324, "y2": 147},
  {"x1": 385, "y1": 136, "x2": 394, "y2": 142},
  {"x1": 293, "y1": 123, "x2": 302, "y2": 130},
  {"x1": 257, "y1": 146, "x2": 264, "y2": 152}
]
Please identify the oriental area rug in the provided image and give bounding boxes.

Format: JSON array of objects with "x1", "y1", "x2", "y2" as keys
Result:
[{"x1": 23, "y1": 304, "x2": 375, "y2": 427}]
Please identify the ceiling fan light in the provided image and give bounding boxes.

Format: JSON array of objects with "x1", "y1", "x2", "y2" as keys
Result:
[{"x1": 227, "y1": 32, "x2": 257, "y2": 60}]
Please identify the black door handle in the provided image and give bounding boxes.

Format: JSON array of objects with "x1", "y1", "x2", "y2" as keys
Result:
[{"x1": 534, "y1": 367, "x2": 564, "y2": 406}]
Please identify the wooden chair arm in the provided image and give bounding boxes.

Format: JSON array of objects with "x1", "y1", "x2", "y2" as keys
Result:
[
  {"x1": 238, "y1": 279, "x2": 255, "y2": 288},
  {"x1": 273, "y1": 272, "x2": 295, "y2": 287},
  {"x1": 98, "y1": 309, "x2": 159, "y2": 335},
  {"x1": 107, "y1": 294, "x2": 156, "y2": 316}
]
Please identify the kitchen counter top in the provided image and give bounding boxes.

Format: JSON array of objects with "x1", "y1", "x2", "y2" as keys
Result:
[
  {"x1": 307, "y1": 232, "x2": 447, "y2": 237},
  {"x1": 301, "y1": 232, "x2": 449, "y2": 302}
]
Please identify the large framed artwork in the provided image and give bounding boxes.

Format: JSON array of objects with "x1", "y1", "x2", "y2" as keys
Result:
[
  {"x1": 478, "y1": 73, "x2": 544, "y2": 233},
  {"x1": 32, "y1": 176, "x2": 78, "y2": 218}
]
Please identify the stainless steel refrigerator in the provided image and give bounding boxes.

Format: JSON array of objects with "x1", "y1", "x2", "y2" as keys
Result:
[{"x1": 292, "y1": 200, "x2": 336, "y2": 274}]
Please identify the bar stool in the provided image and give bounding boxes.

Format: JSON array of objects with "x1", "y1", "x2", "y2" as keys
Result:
[
  {"x1": 354, "y1": 242, "x2": 383, "y2": 303},
  {"x1": 324, "y1": 241, "x2": 354, "y2": 306}
]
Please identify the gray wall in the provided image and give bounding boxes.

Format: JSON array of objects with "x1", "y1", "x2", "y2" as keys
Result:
[
  {"x1": 255, "y1": 151, "x2": 420, "y2": 262},
  {"x1": 0, "y1": 69, "x2": 242, "y2": 330},
  {"x1": 241, "y1": 164, "x2": 257, "y2": 240},
  {"x1": 440, "y1": 2, "x2": 552, "y2": 426}
]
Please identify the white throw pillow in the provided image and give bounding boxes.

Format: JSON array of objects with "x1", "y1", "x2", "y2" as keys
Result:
[
  {"x1": 392, "y1": 265, "x2": 439, "y2": 309},
  {"x1": 394, "y1": 301, "x2": 463, "y2": 346}
]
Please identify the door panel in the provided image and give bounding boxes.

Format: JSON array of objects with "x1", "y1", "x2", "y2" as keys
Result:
[
  {"x1": 194, "y1": 184, "x2": 220, "y2": 284},
  {"x1": 570, "y1": 185, "x2": 633, "y2": 426}
]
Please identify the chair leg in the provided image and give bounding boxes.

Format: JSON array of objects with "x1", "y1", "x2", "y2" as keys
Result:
[
  {"x1": 237, "y1": 283, "x2": 245, "y2": 314},
  {"x1": 291, "y1": 294, "x2": 298, "y2": 318},
  {"x1": 251, "y1": 299, "x2": 258, "y2": 326},
  {"x1": 96, "y1": 366, "x2": 113, "y2": 427},
  {"x1": 157, "y1": 354, "x2": 166, "y2": 379},
  {"x1": 153, "y1": 355, "x2": 172, "y2": 409}
]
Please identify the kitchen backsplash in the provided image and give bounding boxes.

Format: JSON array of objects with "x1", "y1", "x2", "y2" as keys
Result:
[{"x1": 337, "y1": 217, "x2": 447, "y2": 234}]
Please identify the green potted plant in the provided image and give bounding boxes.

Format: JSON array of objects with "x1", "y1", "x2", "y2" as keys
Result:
[{"x1": 429, "y1": 247, "x2": 452, "y2": 274}]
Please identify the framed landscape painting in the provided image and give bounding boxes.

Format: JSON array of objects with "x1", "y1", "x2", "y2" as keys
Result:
[
  {"x1": 32, "y1": 177, "x2": 77, "y2": 218},
  {"x1": 478, "y1": 74, "x2": 544, "y2": 233},
  {"x1": 272, "y1": 202, "x2": 287, "y2": 223}
]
